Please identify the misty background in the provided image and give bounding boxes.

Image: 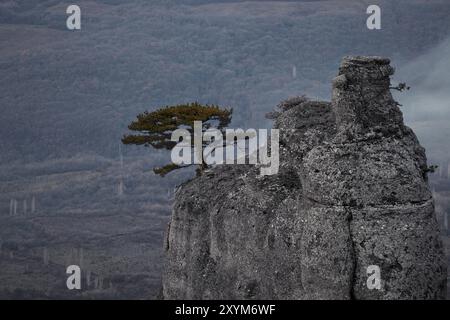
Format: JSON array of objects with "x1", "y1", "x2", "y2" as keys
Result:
[{"x1": 0, "y1": 0, "x2": 449, "y2": 299}]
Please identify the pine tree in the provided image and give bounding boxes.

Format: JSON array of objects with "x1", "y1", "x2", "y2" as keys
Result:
[{"x1": 122, "y1": 102, "x2": 232, "y2": 176}]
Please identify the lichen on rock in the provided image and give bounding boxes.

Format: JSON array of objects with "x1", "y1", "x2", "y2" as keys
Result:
[{"x1": 162, "y1": 56, "x2": 447, "y2": 300}]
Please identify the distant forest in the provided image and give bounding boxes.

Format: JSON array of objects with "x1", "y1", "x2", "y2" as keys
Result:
[{"x1": 1, "y1": 0, "x2": 450, "y2": 300}]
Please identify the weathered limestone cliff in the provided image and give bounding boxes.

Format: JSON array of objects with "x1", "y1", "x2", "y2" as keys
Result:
[{"x1": 162, "y1": 56, "x2": 447, "y2": 300}]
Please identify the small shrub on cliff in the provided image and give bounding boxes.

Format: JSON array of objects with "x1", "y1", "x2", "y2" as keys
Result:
[
  {"x1": 266, "y1": 95, "x2": 309, "y2": 119},
  {"x1": 390, "y1": 82, "x2": 410, "y2": 92},
  {"x1": 425, "y1": 164, "x2": 439, "y2": 174}
]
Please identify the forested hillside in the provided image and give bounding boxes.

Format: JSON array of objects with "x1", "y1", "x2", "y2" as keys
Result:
[{"x1": 1, "y1": 0, "x2": 450, "y2": 162}]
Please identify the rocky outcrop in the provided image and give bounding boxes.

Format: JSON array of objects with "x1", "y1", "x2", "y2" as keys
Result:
[{"x1": 162, "y1": 56, "x2": 447, "y2": 300}]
